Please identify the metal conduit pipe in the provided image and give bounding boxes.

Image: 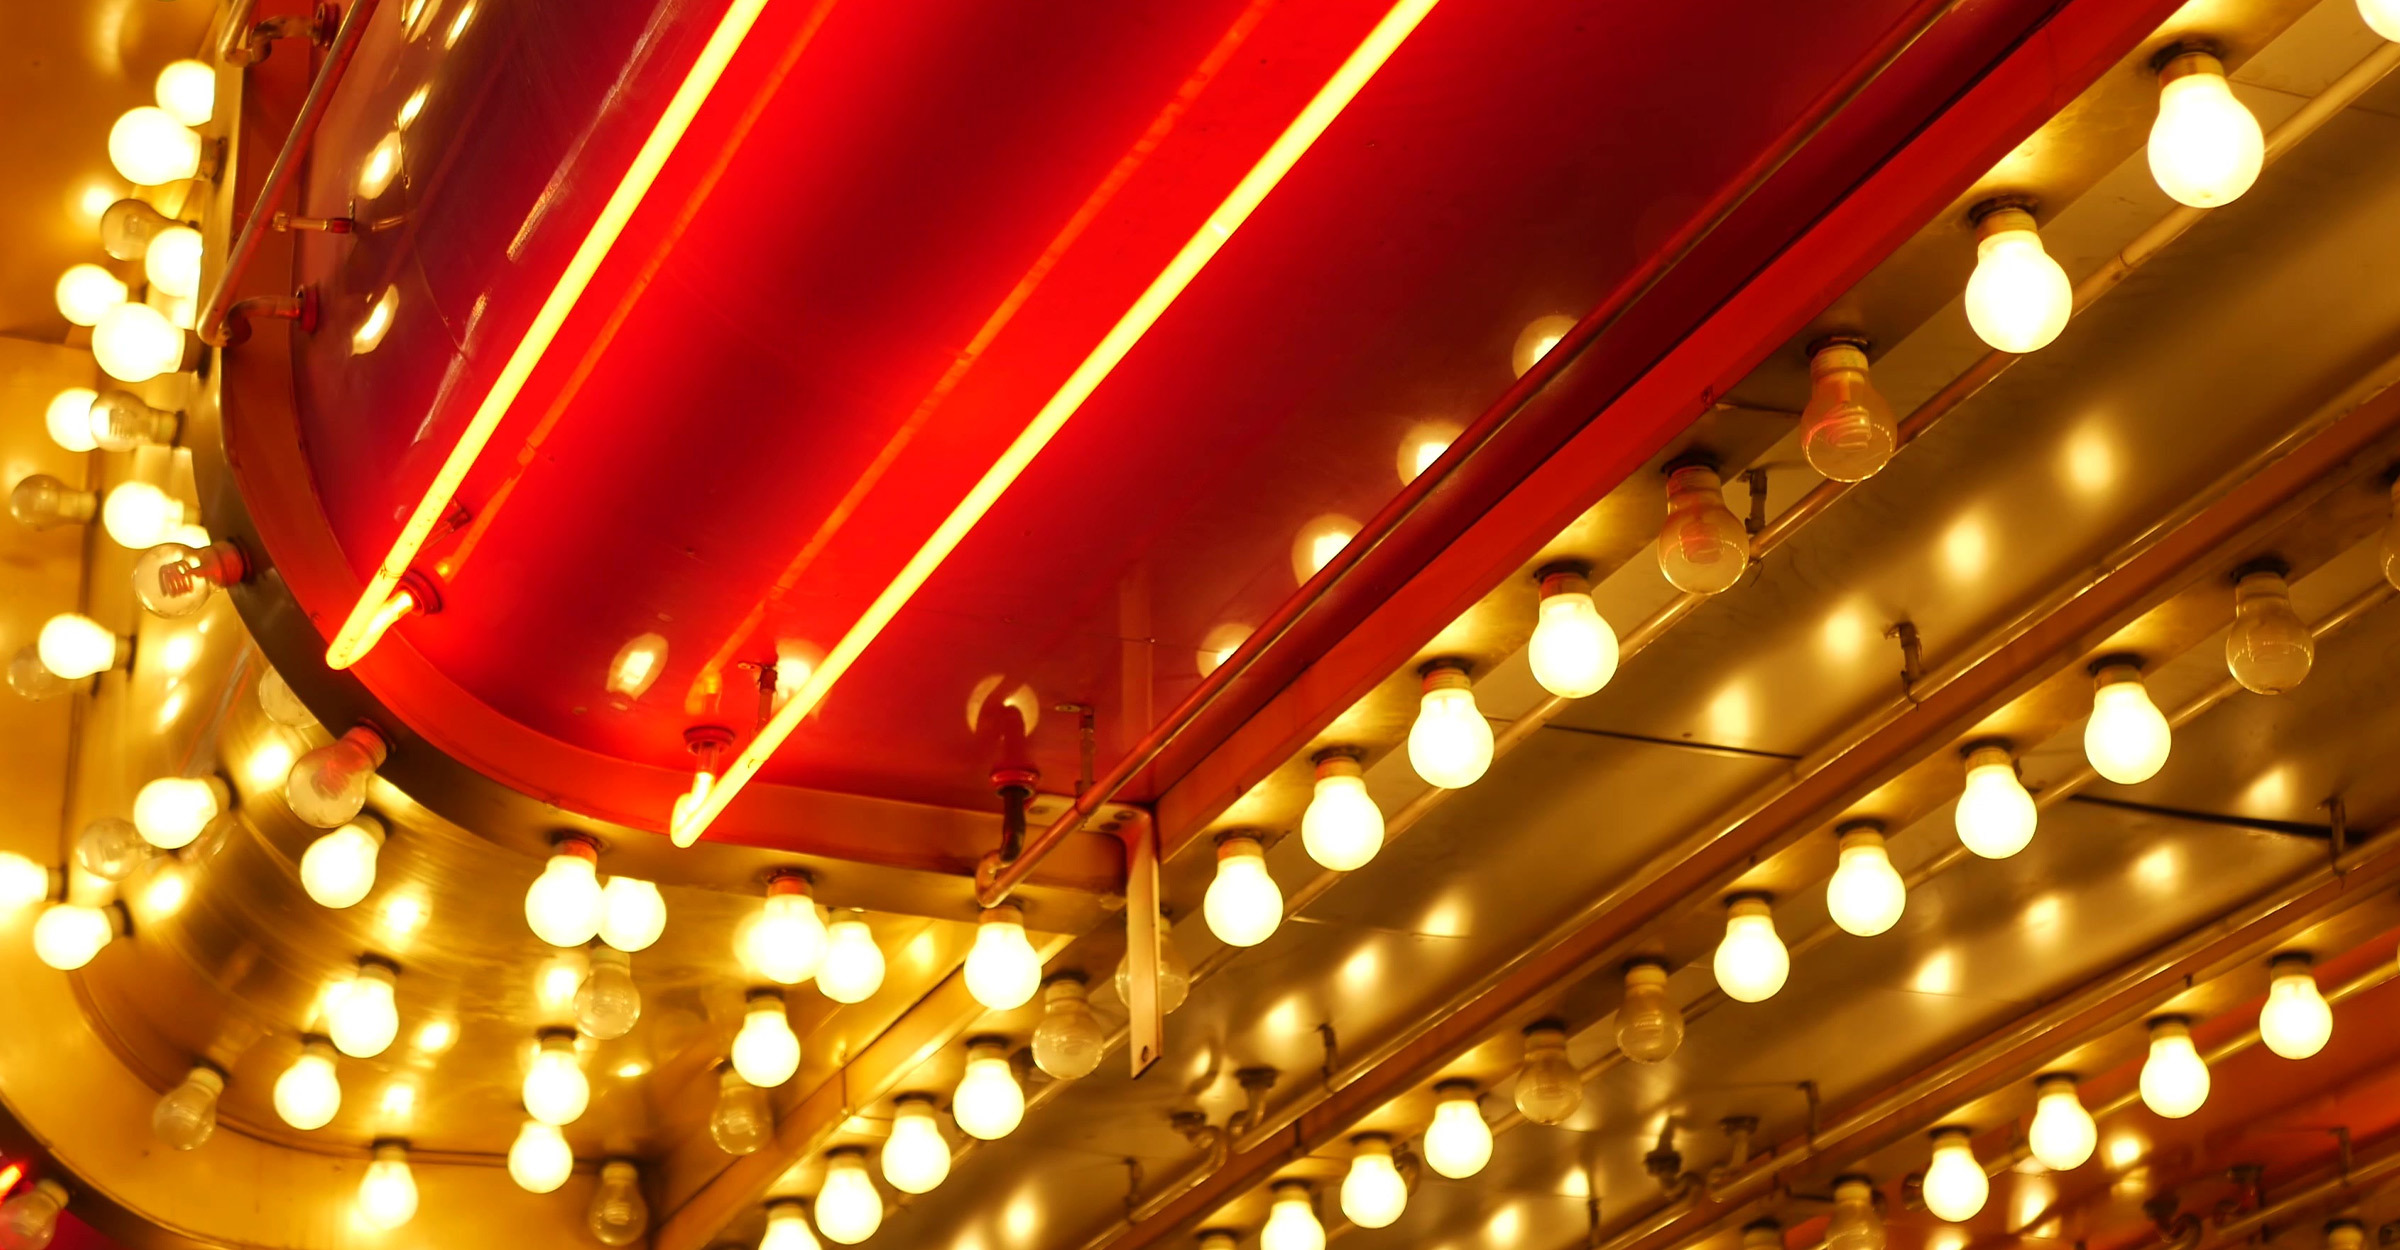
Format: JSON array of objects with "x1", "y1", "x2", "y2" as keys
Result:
[{"x1": 2189, "y1": 1131, "x2": 2400, "y2": 1250}]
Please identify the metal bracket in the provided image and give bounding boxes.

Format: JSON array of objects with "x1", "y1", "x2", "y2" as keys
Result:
[
  {"x1": 1885, "y1": 622, "x2": 1924, "y2": 696},
  {"x1": 2326, "y1": 796, "x2": 2350, "y2": 873},
  {"x1": 1743, "y1": 467, "x2": 1771, "y2": 538},
  {"x1": 214, "y1": 286, "x2": 319, "y2": 347},
  {"x1": 1317, "y1": 1022, "x2": 1340, "y2": 1088},
  {"x1": 272, "y1": 212, "x2": 356, "y2": 234},
  {"x1": 1799, "y1": 1080, "x2": 1821, "y2": 1150},
  {"x1": 1585, "y1": 1197, "x2": 1604, "y2": 1250},
  {"x1": 1122, "y1": 1157, "x2": 1145, "y2": 1216},
  {"x1": 1122, "y1": 815, "x2": 1163, "y2": 1078},
  {"x1": 1056, "y1": 702, "x2": 1097, "y2": 796},
  {"x1": 224, "y1": 1, "x2": 338, "y2": 65}
]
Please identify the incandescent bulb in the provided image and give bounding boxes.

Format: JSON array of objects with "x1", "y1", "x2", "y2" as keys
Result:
[
  {"x1": 259, "y1": 668, "x2": 318, "y2": 728},
  {"x1": 132, "y1": 543, "x2": 221, "y2": 618},
  {"x1": 1799, "y1": 338, "x2": 1898, "y2": 482},
  {"x1": 8, "y1": 647, "x2": 75, "y2": 700},
  {"x1": 301, "y1": 818, "x2": 384, "y2": 909},
  {"x1": 523, "y1": 1031, "x2": 590, "y2": 1125},
  {"x1": 2261, "y1": 954, "x2": 2333, "y2": 1059},
  {"x1": 1921, "y1": 1129, "x2": 1987, "y2": 1222},
  {"x1": 44, "y1": 390, "x2": 99, "y2": 453},
  {"x1": 509, "y1": 1120, "x2": 574, "y2": 1193},
  {"x1": 100, "y1": 198, "x2": 180, "y2": 261},
  {"x1": 818, "y1": 913, "x2": 886, "y2": 1003},
  {"x1": 587, "y1": 1160, "x2": 649, "y2": 1247},
  {"x1": 2085, "y1": 661, "x2": 2171, "y2": 784},
  {"x1": 329, "y1": 962, "x2": 400, "y2": 1058},
  {"x1": 1300, "y1": 753, "x2": 1383, "y2": 871},
  {"x1": 144, "y1": 226, "x2": 204, "y2": 300},
  {"x1": 526, "y1": 839, "x2": 605, "y2": 947},
  {"x1": 109, "y1": 106, "x2": 204, "y2": 184},
  {"x1": 11, "y1": 476, "x2": 95, "y2": 532},
  {"x1": 1826, "y1": 1176, "x2": 1885, "y2": 1250},
  {"x1": 2026, "y1": 1075, "x2": 2096, "y2": 1170},
  {"x1": 761, "y1": 1202, "x2": 821, "y2": 1250},
  {"x1": 1618, "y1": 958, "x2": 1684, "y2": 1062},
  {"x1": 0, "y1": 1180, "x2": 69, "y2": 1250},
  {"x1": 1032, "y1": 974, "x2": 1107, "y2": 1079},
  {"x1": 1826, "y1": 823, "x2": 1905, "y2": 938},
  {"x1": 2140, "y1": 1017, "x2": 2209, "y2": 1118},
  {"x1": 89, "y1": 391, "x2": 178, "y2": 453},
  {"x1": 1713, "y1": 896, "x2": 1788, "y2": 1003},
  {"x1": 91, "y1": 301, "x2": 186, "y2": 382},
  {"x1": 74, "y1": 817, "x2": 148, "y2": 881},
  {"x1": 2227, "y1": 568, "x2": 2313, "y2": 694},
  {"x1": 965, "y1": 903, "x2": 1042, "y2": 1009},
  {"x1": 273, "y1": 1039, "x2": 342, "y2": 1130},
  {"x1": 152, "y1": 1066, "x2": 223, "y2": 1151},
  {"x1": 38, "y1": 613, "x2": 123, "y2": 680},
  {"x1": 33, "y1": 902, "x2": 114, "y2": 971},
  {"x1": 1408, "y1": 665, "x2": 1493, "y2": 788},
  {"x1": 576, "y1": 947, "x2": 642, "y2": 1040},
  {"x1": 1340, "y1": 1136, "x2": 1407, "y2": 1228},
  {"x1": 1203, "y1": 836, "x2": 1282, "y2": 947},
  {"x1": 2364, "y1": 0, "x2": 2400, "y2": 39},
  {"x1": 55, "y1": 264, "x2": 127, "y2": 326},
  {"x1": 731, "y1": 994, "x2": 801, "y2": 1087},
  {"x1": 599, "y1": 876, "x2": 666, "y2": 952},
  {"x1": 709, "y1": 1067, "x2": 772, "y2": 1156},
  {"x1": 1955, "y1": 744, "x2": 2035, "y2": 858},
  {"x1": 745, "y1": 877, "x2": 827, "y2": 984},
  {"x1": 0, "y1": 853, "x2": 49, "y2": 914},
  {"x1": 1964, "y1": 204, "x2": 2072, "y2": 353},
  {"x1": 2149, "y1": 50, "x2": 2263, "y2": 207},
  {"x1": 814, "y1": 1150, "x2": 882, "y2": 1245},
  {"x1": 1260, "y1": 1183, "x2": 1325, "y2": 1250},
  {"x1": 1657, "y1": 463, "x2": 1750, "y2": 594},
  {"x1": 100, "y1": 483, "x2": 184, "y2": 551},
  {"x1": 1514, "y1": 1021, "x2": 1584, "y2": 1125},
  {"x1": 358, "y1": 1142, "x2": 418, "y2": 1230},
  {"x1": 1114, "y1": 916, "x2": 1193, "y2": 1013},
  {"x1": 287, "y1": 725, "x2": 388, "y2": 829},
  {"x1": 882, "y1": 1095, "x2": 951, "y2": 1193},
  {"x1": 1424, "y1": 1082, "x2": 1493, "y2": 1178},
  {"x1": 155, "y1": 60, "x2": 215, "y2": 125},
  {"x1": 953, "y1": 1039, "x2": 1024, "y2": 1140},
  {"x1": 1530, "y1": 569, "x2": 1619, "y2": 698},
  {"x1": 132, "y1": 775, "x2": 224, "y2": 849}
]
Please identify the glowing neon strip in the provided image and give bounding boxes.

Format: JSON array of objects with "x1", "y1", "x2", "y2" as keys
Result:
[
  {"x1": 673, "y1": 0, "x2": 1443, "y2": 841},
  {"x1": 326, "y1": 0, "x2": 777, "y2": 669}
]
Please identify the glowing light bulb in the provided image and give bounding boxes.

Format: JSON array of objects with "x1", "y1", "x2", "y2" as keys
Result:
[
  {"x1": 1424, "y1": 1081, "x2": 1493, "y2": 1178},
  {"x1": 587, "y1": 1160, "x2": 649, "y2": 1247},
  {"x1": 815, "y1": 1150, "x2": 882, "y2": 1245},
  {"x1": 91, "y1": 301, "x2": 187, "y2": 382},
  {"x1": 2026, "y1": 1074, "x2": 2096, "y2": 1170},
  {"x1": 1826, "y1": 822, "x2": 1906, "y2": 938},
  {"x1": 274, "y1": 1038, "x2": 342, "y2": 1130},
  {"x1": 1964, "y1": 203, "x2": 2072, "y2": 354},
  {"x1": 818, "y1": 913, "x2": 886, "y2": 1003},
  {"x1": 144, "y1": 226, "x2": 204, "y2": 300},
  {"x1": 2227, "y1": 567, "x2": 2313, "y2": 694},
  {"x1": 953, "y1": 1038, "x2": 1024, "y2": 1140},
  {"x1": 524, "y1": 1030, "x2": 591, "y2": 1125},
  {"x1": 1114, "y1": 915, "x2": 1194, "y2": 1013},
  {"x1": 1618, "y1": 958, "x2": 1685, "y2": 1062},
  {"x1": 2149, "y1": 48, "x2": 2263, "y2": 208},
  {"x1": 731, "y1": 993, "x2": 801, "y2": 1087},
  {"x1": 110, "y1": 106, "x2": 203, "y2": 184},
  {"x1": 74, "y1": 817, "x2": 148, "y2": 881},
  {"x1": 1513, "y1": 313, "x2": 1577, "y2": 378},
  {"x1": 577, "y1": 947, "x2": 641, "y2": 1040},
  {"x1": 882, "y1": 1094, "x2": 951, "y2": 1193},
  {"x1": 152, "y1": 1065, "x2": 223, "y2": 1150},
  {"x1": 0, "y1": 1180, "x2": 69, "y2": 1250},
  {"x1": 44, "y1": 389, "x2": 99, "y2": 453},
  {"x1": 1799, "y1": 337, "x2": 1898, "y2": 482},
  {"x1": 1300, "y1": 752, "x2": 1383, "y2": 871},
  {"x1": 1408, "y1": 664, "x2": 1493, "y2": 788},
  {"x1": 1530, "y1": 567, "x2": 1619, "y2": 698},
  {"x1": 55, "y1": 264, "x2": 127, "y2": 326},
  {"x1": 965, "y1": 903, "x2": 1042, "y2": 1009},
  {"x1": 1340, "y1": 1135, "x2": 1407, "y2": 1228},
  {"x1": 1955, "y1": 742, "x2": 2035, "y2": 858},
  {"x1": 330, "y1": 961, "x2": 401, "y2": 1058},
  {"x1": 509, "y1": 1120, "x2": 574, "y2": 1193},
  {"x1": 1921, "y1": 1128, "x2": 1987, "y2": 1222},
  {"x1": 2140, "y1": 1016, "x2": 2209, "y2": 1118},
  {"x1": 1031, "y1": 974, "x2": 1107, "y2": 1079},
  {"x1": 2084, "y1": 660, "x2": 2170, "y2": 784},
  {"x1": 155, "y1": 60, "x2": 215, "y2": 125},
  {"x1": 745, "y1": 875, "x2": 827, "y2": 984},
  {"x1": 2260, "y1": 954, "x2": 2333, "y2": 1059},
  {"x1": 99, "y1": 197, "x2": 178, "y2": 260},
  {"x1": 709, "y1": 1067, "x2": 771, "y2": 1156},
  {"x1": 2364, "y1": 0, "x2": 2400, "y2": 41},
  {"x1": 100, "y1": 483, "x2": 185, "y2": 553},
  {"x1": 286, "y1": 725, "x2": 389, "y2": 828},
  {"x1": 1657, "y1": 463, "x2": 1750, "y2": 594},
  {"x1": 1204, "y1": 835, "x2": 1282, "y2": 947},
  {"x1": 1515, "y1": 1020, "x2": 1583, "y2": 1124},
  {"x1": 1826, "y1": 1176, "x2": 1885, "y2": 1250},
  {"x1": 33, "y1": 902, "x2": 112, "y2": 971},
  {"x1": 132, "y1": 540, "x2": 237, "y2": 618},
  {"x1": 599, "y1": 876, "x2": 666, "y2": 952},
  {"x1": 605, "y1": 633, "x2": 667, "y2": 698},
  {"x1": 762, "y1": 1201, "x2": 821, "y2": 1250},
  {"x1": 301, "y1": 818, "x2": 385, "y2": 909},
  {"x1": 37, "y1": 613, "x2": 124, "y2": 680},
  {"x1": 1260, "y1": 1182, "x2": 1325, "y2": 1250},
  {"x1": 1713, "y1": 896, "x2": 1788, "y2": 1002},
  {"x1": 526, "y1": 838, "x2": 606, "y2": 947},
  {"x1": 132, "y1": 775, "x2": 225, "y2": 849},
  {"x1": 0, "y1": 853, "x2": 50, "y2": 914},
  {"x1": 357, "y1": 1142, "x2": 418, "y2": 1230}
]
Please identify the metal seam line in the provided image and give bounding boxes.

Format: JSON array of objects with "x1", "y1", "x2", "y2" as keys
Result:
[{"x1": 671, "y1": 0, "x2": 1446, "y2": 841}]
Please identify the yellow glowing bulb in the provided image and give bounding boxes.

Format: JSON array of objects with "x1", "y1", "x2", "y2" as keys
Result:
[
  {"x1": 1203, "y1": 836, "x2": 1282, "y2": 947},
  {"x1": 1408, "y1": 665, "x2": 1493, "y2": 788},
  {"x1": 132, "y1": 776, "x2": 225, "y2": 850},
  {"x1": 1964, "y1": 205, "x2": 2072, "y2": 354},
  {"x1": 33, "y1": 901, "x2": 114, "y2": 970},
  {"x1": 963, "y1": 904, "x2": 1041, "y2": 1009},
  {"x1": 730, "y1": 995, "x2": 800, "y2": 1087},
  {"x1": 1529, "y1": 572, "x2": 1618, "y2": 698},
  {"x1": 55, "y1": 264, "x2": 128, "y2": 326},
  {"x1": 1261, "y1": 1184, "x2": 1325, "y2": 1250},
  {"x1": 1713, "y1": 895, "x2": 1788, "y2": 1003},
  {"x1": 302, "y1": 819, "x2": 385, "y2": 909},
  {"x1": 745, "y1": 881, "x2": 827, "y2": 984},
  {"x1": 109, "y1": 107, "x2": 204, "y2": 185},
  {"x1": 2148, "y1": 51, "x2": 2263, "y2": 208},
  {"x1": 2363, "y1": 0, "x2": 2400, "y2": 40},
  {"x1": 762, "y1": 1201, "x2": 821, "y2": 1250},
  {"x1": 144, "y1": 226, "x2": 204, "y2": 300},
  {"x1": 37, "y1": 613, "x2": 123, "y2": 680},
  {"x1": 155, "y1": 60, "x2": 216, "y2": 126},
  {"x1": 815, "y1": 1150, "x2": 883, "y2": 1245},
  {"x1": 1299, "y1": 755, "x2": 1383, "y2": 871},
  {"x1": 1423, "y1": 1083, "x2": 1492, "y2": 1178},
  {"x1": 523, "y1": 1032, "x2": 590, "y2": 1125},
  {"x1": 509, "y1": 1120, "x2": 574, "y2": 1193},
  {"x1": 274, "y1": 1039, "x2": 342, "y2": 1130},
  {"x1": 1955, "y1": 743, "x2": 2036, "y2": 858},
  {"x1": 953, "y1": 1040, "x2": 1024, "y2": 1140},
  {"x1": 92, "y1": 301, "x2": 187, "y2": 382},
  {"x1": 1512, "y1": 314, "x2": 1577, "y2": 378},
  {"x1": 882, "y1": 1096, "x2": 951, "y2": 1193},
  {"x1": 1340, "y1": 1136, "x2": 1407, "y2": 1228},
  {"x1": 2084, "y1": 662, "x2": 2170, "y2": 784},
  {"x1": 1921, "y1": 1128, "x2": 1987, "y2": 1222},
  {"x1": 46, "y1": 388, "x2": 99, "y2": 453},
  {"x1": 525, "y1": 843, "x2": 605, "y2": 947},
  {"x1": 2026, "y1": 1075, "x2": 2095, "y2": 1170},
  {"x1": 358, "y1": 1143, "x2": 418, "y2": 1230},
  {"x1": 598, "y1": 876, "x2": 666, "y2": 952},
  {"x1": 2260, "y1": 955, "x2": 2333, "y2": 1059},
  {"x1": 2139, "y1": 1017, "x2": 2208, "y2": 1118},
  {"x1": 818, "y1": 915, "x2": 886, "y2": 1003},
  {"x1": 1825, "y1": 824, "x2": 1905, "y2": 938},
  {"x1": 329, "y1": 962, "x2": 401, "y2": 1058}
]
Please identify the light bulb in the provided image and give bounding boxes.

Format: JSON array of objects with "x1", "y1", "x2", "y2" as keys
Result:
[
  {"x1": 1713, "y1": 895, "x2": 1789, "y2": 1003},
  {"x1": 965, "y1": 903, "x2": 1042, "y2": 1009},
  {"x1": 1529, "y1": 568, "x2": 1619, "y2": 699},
  {"x1": 1032, "y1": 974, "x2": 1108, "y2": 1079},
  {"x1": 152, "y1": 1065, "x2": 223, "y2": 1150},
  {"x1": 100, "y1": 198, "x2": 180, "y2": 260},
  {"x1": 1799, "y1": 337, "x2": 1899, "y2": 481},
  {"x1": 882, "y1": 1095, "x2": 952, "y2": 1193},
  {"x1": 1204, "y1": 835, "x2": 1282, "y2": 947},
  {"x1": 2026, "y1": 1074, "x2": 2096, "y2": 1170},
  {"x1": 1955, "y1": 742, "x2": 2036, "y2": 858},
  {"x1": 526, "y1": 838, "x2": 606, "y2": 946},
  {"x1": 2149, "y1": 49, "x2": 2263, "y2": 207},
  {"x1": 1921, "y1": 1128, "x2": 1987, "y2": 1222},
  {"x1": 818, "y1": 913, "x2": 886, "y2": 1003},
  {"x1": 91, "y1": 301, "x2": 187, "y2": 382},
  {"x1": 132, "y1": 775, "x2": 225, "y2": 849},
  {"x1": 732, "y1": 993, "x2": 801, "y2": 1087},
  {"x1": 1260, "y1": 1182, "x2": 1325, "y2": 1250},
  {"x1": 1114, "y1": 915, "x2": 1194, "y2": 1013},
  {"x1": 1964, "y1": 203, "x2": 2072, "y2": 353},
  {"x1": 745, "y1": 875, "x2": 827, "y2": 984},
  {"x1": 274, "y1": 1038, "x2": 342, "y2": 1130},
  {"x1": 132, "y1": 541, "x2": 234, "y2": 618},
  {"x1": 10, "y1": 476, "x2": 95, "y2": 531},
  {"x1": 710, "y1": 1067, "x2": 772, "y2": 1156},
  {"x1": 0, "y1": 1180, "x2": 68, "y2": 1250},
  {"x1": 37, "y1": 613, "x2": 124, "y2": 680},
  {"x1": 358, "y1": 1142, "x2": 418, "y2": 1230},
  {"x1": 605, "y1": 633, "x2": 668, "y2": 698},
  {"x1": 74, "y1": 817, "x2": 148, "y2": 881},
  {"x1": 144, "y1": 225, "x2": 204, "y2": 300},
  {"x1": 1741, "y1": 1220, "x2": 1785, "y2": 1250},
  {"x1": 55, "y1": 264, "x2": 128, "y2": 326},
  {"x1": 2260, "y1": 954, "x2": 2333, "y2": 1059},
  {"x1": 1513, "y1": 313, "x2": 1577, "y2": 377},
  {"x1": 815, "y1": 1150, "x2": 882, "y2": 1245},
  {"x1": 1408, "y1": 664, "x2": 1493, "y2": 788},
  {"x1": 287, "y1": 725, "x2": 389, "y2": 828},
  {"x1": 1515, "y1": 1021, "x2": 1583, "y2": 1124},
  {"x1": 509, "y1": 1120, "x2": 574, "y2": 1193},
  {"x1": 2364, "y1": 0, "x2": 2400, "y2": 39},
  {"x1": 2140, "y1": 1016, "x2": 2209, "y2": 1118},
  {"x1": 577, "y1": 947, "x2": 642, "y2": 1040},
  {"x1": 1424, "y1": 1081, "x2": 1493, "y2": 1178},
  {"x1": 1826, "y1": 822, "x2": 1905, "y2": 938},
  {"x1": 2227, "y1": 567, "x2": 2313, "y2": 694},
  {"x1": 763, "y1": 1201, "x2": 822, "y2": 1250},
  {"x1": 44, "y1": 390, "x2": 99, "y2": 453},
  {"x1": 1340, "y1": 1135, "x2": 1407, "y2": 1228},
  {"x1": 1826, "y1": 1176, "x2": 1885, "y2": 1250},
  {"x1": 110, "y1": 106, "x2": 204, "y2": 184},
  {"x1": 1300, "y1": 752, "x2": 1383, "y2": 871},
  {"x1": 523, "y1": 1031, "x2": 591, "y2": 1125},
  {"x1": 330, "y1": 961, "x2": 401, "y2": 1058},
  {"x1": 259, "y1": 668, "x2": 318, "y2": 727},
  {"x1": 2085, "y1": 660, "x2": 2171, "y2": 785},
  {"x1": 953, "y1": 1038, "x2": 1024, "y2": 1140},
  {"x1": 600, "y1": 876, "x2": 666, "y2": 952},
  {"x1": 587, "y1": 1160, "x2": 649, "y2": 1247},
  {"x1": 155, "y1": 59, "x2": 215, "y2": 125},
  {"x1": 301, "y1": 818, "x2": 385, "y2": 908},
  {"x1": 1657, "y1": 463, "x2": 1750, "y2": 594},
  {"x1": 0, "y1": 853, "x2": 51, "y2": 914},
  {"x1": 7, "y1": 647, "x2": 75, "y2": 701},
  {"x1": 101, "y1": 483, "x2": 185, "y2": 552},
  {"x1": 1618, "y1": 958, "x2": 1685, "y2": 1062},
  {"x1": 33, "y1": 902, "x2": 114, "y2": 971}
]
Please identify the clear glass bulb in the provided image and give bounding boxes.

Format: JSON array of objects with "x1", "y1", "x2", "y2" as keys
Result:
[
  {"x1": 0, "y1": 853, "x2": 48, "y2": 915},
  {"x1": 33, "y1": 902, "x2": 113, "y2": 971},
  {"x1": 2363, "y1": 0, "x2": 2400, "y2": 40},
  {"x1": 731, "y1": 996, "x2": 801, "y2": 1087},
  {"x1": 100, "y1": 198, "x2": 179, "y2": 260},
  {"x1": 44, "y1": 389, "x2": 99, "y2": 453},
  {"x1": 2227, "y1": 569, "x2": 2313, "y2": 694},
  {"x1": 133, "y1": 776, "x2": 224, "y2": 850},
  {"x1": 1515, "y1": 1022, "x2": 1583, "y2": 1124},
  {"x1": 1529, "y1": 573, "x2": 1619, "y2": 698},
  {"x1": 1657, "y1": 464, "x2": 1749, "y2": 594},
  {"x1": 91, "y1": 301, "x2": 186, "y2": 382},
  {"x1": 509, "y1": 1120, "x2": 574, "y2": 1193},
  {"x1": 1300, "y1": 754, "x2": 1383, "y2": 871},
  {"x1": 1799, "y1": 339, "x2": 1898, "y2": 482},
  {"x1": 882, "y1": 1095, "x2": 951, "y2": 1193},
  {"x1": 2085, "y1": 663, "x2": 2171, "y2": 784},
  {"x1": 258, "y1": 667, "x2": 318, "y2": 727},
  {"x1": 132, "y1": 544, "x2": 212, "y2": 618},
  {"x1": 1340, "y1": 1136, "x2": 1406, "y2": 1228},
  {"x1": 2026, "y1": 1075, "x2": 2096, "y2": 1170},
  {"x1": 109, "y1": 106, "x2": 203, "y2": 184},
  {"x1": 155, "y1": 59, "x2": 215, "y2": 125},
  {"x1": 143, "y1": 226, "x2": 204, "y2": 300},
  {"x1": 587, "y1": 1160, "x2": 649, "y2": 1247},
  {"x1": 2260, "y1": 956, "x2": 2333, "y2": 1059},
  {"x1": 10, "y1": 475, "x2": 95, "y2": 531},
  {"x1": 1114, "y1": 915, "x2": 1193, "y2": 1014},
  {"x1": 330, "y1": 962, "x2": 400, "y2": 1058},
  {"x1": 287, "y1": 726, "x2": 387, "y2": 829},
  {"x1": 55, "y1": 264, "x2": 128, "y2": 326},
  {"x1": 762, "y1": 1201, "x2": 821, "y2": 1250},
  {"x1": 815, "y1": 1151, "x2": 882, "y2": 1245},
  {"x1": 576, "y1": 947, "x2": 642, "y2": 1040},
  {"x1": 964, "y1": 903, "x2": 1041, "y2": 1009},
  {"x1": 524, "y1": 1031, "x2": 591, "y2": 1125},
  {"x1": 526, "y1": 841, "x2": 606, "y2": 947},
  {"x1": 2140, "y1": 1017, "x2": 2209, "y2": 1118},
  {"x1": 1204, "y1": 836, "x2": 1282, "y2": 947},
  {"x1": 358, "y1": 1143, "x2": 418, "y2": 1230},
  {"x1": 817, "y1": 914, "x2": 886, "y2": 1003},
  {"x1": 745, "y1": 881, "x2": 827, "y2": 984},
  {"x1": 1921, "y1": 1129, "x2": 1987, "y2": 1222},
  {"x1": 1260, "y1": 1184, "x2": 1325, "y2": 1250},
  {"x1": 74, "y1": 817, "x2": 148, "y2": 881},
  {"x1": 1964, "y1": 206, "x2": 2072, "y2": 353},
  {"x1": 710, "y1": 1067, "x2": 772, "y2": 1156},
  {"x1": 1826, "y1": 825, "x2": 1905, "y2": 938},
  {"x1": 2149, "y1": 52, "x2": 2263, "y2": 207},
  {"x1": 1424, "y1": 1083, "x2": 1493, "y2": 1178},
  {"x1": 152, "y1": 1066, "x2": 223, "y2": 1150},
  {"x1": 1714, "y1": 897, "x2": 1788, "y2": 1003},
  {"x1": 1407, "y1": 666, "x2": 1493, "y2": 788},
  {"x1": 1618, "y1": 959, "x2": 1684, "y2": 1062},
  {"x1": 599, "y1": 876, "x2": 666, "y2": 953},
  {"x1": 7, "y1": 648, "x2": 74, "y2": 701},
  {"x1": 954, "y1": 1041, "x2": 1024, "y2": 1140},
  {"x1": 1955, "y1": 744, "x2": 2036, "y2": 858},
  {"x1": 90, "y1": 391, "x2": 178, "y2": 453},
  {"x1": 1032, "y1": 975, "x2": 1108, "y2": 1079},
  {"x1": 274, "y1": 1039, "x2": 342, "y2": 1130},
  {"x1": 1826, "y1": 1176, "x2": 1885, "y2": 1250},
  {"x1": 301, "y1": 818, "x2": 384, "y2": 909},
  {"x1": 37, "y1": 613, "x2": 122, "y2": 680},
  {"x1": 0, "y1": 1180, "x2": 68, "y2": 1250}
]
